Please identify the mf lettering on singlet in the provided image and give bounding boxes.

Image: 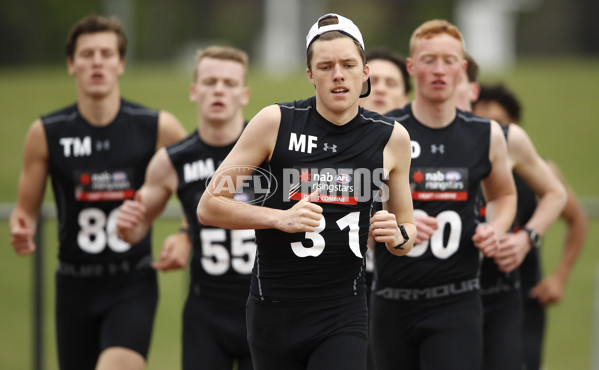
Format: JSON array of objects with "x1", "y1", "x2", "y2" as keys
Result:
[
  {"x1": 288, "y1": 133, "x2": 318, "y2": 153},
  {"x1": 411, "y1": 167, "x2": 469, "y2": 201},
  {"x1": 74, "y1": 169, "x2": 134, "y2": 201},
  {"x1": 283, "y1": 167, "x2": 388, "y2": 204}
]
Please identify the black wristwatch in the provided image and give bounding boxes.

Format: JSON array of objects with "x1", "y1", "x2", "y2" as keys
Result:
[
  {"x1": 393, "y1": 225, "x2": 410, "y2": 250},
  {"x1": 522, "y1": 227, "x2": 541, "y2": 249}
]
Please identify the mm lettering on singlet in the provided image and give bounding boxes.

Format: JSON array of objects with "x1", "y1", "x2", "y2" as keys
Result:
[
  {"x1": 74, "y1": 169, "x2": 135, "y2": 202},
  {"x1": 411, "y1": 167, "x2": 468, "y2": 201},
  {"x1": 184, "y1": 158, "x2": 216, "y2": 183},
  {"x1": 282, "y1": 166, "x2": 387, "y2": 204}
]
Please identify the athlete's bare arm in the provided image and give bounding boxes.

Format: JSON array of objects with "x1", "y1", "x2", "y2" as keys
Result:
[
  {"x1": 117, "y1": 148, "x2": 191, "y2": 270},
  {"x1": 198, "y1": 105, "x2": 323, "y2": 232},
  {"x1": 474, "y1": 120, "x2": 517, "y2": 257},
  {"x1": 117, "y1": 148, "x2": 178, "y2": 244},
  {"x1": 156, "y1": 110, "x2": 187, "y2": 149},
  {"x1": 9, "y1": 120, "x2": 49, "y2": 255},
  {"x1": 494, "y1": 124, "x2": 567, "y2": 273},
  {"x1": 529, "y1": 160, "x2": 588, "y2": 304},
  {"x1": 152, "y1": 226, "x2": 192, "y2": 271},
  {"x1": 507, "y1": 124, "x2": 566, "y2": 234},
  {"x1": 370, "y1": 122, "x2": 416, "y2": 256}
]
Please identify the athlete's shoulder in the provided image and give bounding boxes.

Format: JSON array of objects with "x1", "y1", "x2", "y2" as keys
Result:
[
  {"x1": 456, "y1": 109, "x2": 491, "y2": 125},
  {"x1": 277, "y1": 96, "x2": 315, "y2": 111},
  {"x1": 41, "y1": 103, "x2": 79, "y2": 125},
  {"x1": 166, "y1": 130, "x2": 200, "y2": 157},
  {"x1": 360, "y1": 107, "x2": 395, "y2": 127},
  {"x1": 120, "y1": 98, "x2": 159, "y2": 118},
  {"x1": 384, "y1": 103, "x2": 412, "y2": 123}
]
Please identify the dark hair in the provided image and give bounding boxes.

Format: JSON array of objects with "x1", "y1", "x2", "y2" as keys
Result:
[
  {"x1": 475, "y1": 83, "x2": 522, "y2": 123},
  {"x1": 306, "y1": 15, "x2": 365, "y2": 71},
  {"x1": 464, "y1": 52, "x2": 479, "y2": 83},
  {"x1": 366, "y1": 47, "x2": 412, "y2": 95},
  {"x1": 65, "y1": 14, "x2": 127, "y2": 59}
]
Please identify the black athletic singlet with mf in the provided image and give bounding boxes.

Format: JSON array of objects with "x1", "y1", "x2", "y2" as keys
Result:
[
  {"x1": 252, "y1": 96, "x2": 395, "y2": 302},
  {"x1": 167, "y1": 129, "x2": 255, "y2": 370},
  {"x1": 42, "y1": 99, "x2": 159, "y2": 369},
  {"x1": 370, "y1": 103, "x2": 492, "y2": 370},
  {"x1": 247, "y1": 97, "x2": 395, "y2": 370}
]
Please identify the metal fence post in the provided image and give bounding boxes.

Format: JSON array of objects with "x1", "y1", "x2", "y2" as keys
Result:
[{"x1": 33, "y1": 212, "x2": 45, "y2": 370}]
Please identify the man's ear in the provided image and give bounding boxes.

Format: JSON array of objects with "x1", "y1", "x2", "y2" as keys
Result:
[
  {"x1": 470, "y1": 82, "x2": 481, "y2": 103},
  {"x1": 118, "y1": 58, "x2": 125, "y2": 76},
  {"x1": 306, "y1": 67, "x2": 314, "y2": 85},
  {"x1": 363, "y1": 63, "x2": 370, "y2": 83},
  {"x1": 67, "y1": 58, "x2": 75, "y2": 75},
  {"x1": 189, "y1": 82, "x2": 197, "y2": 103},
  {"x1": 406, "y1": 58, "x2": 414, "y2": 77},
  {"x1": 241, "y1": 86, "x2": 250, "y2": 107}
]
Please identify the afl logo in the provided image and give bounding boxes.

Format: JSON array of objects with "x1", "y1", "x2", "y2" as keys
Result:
[
  {"x1": 336, "y1": 174, "x2": 352, "y2": 183},
  {"x1": 445, "y1": 171, "x2": 462, "y2": 181},
  {"x1": 112, "y1": 171, "x2": 128, "y2": 182}
]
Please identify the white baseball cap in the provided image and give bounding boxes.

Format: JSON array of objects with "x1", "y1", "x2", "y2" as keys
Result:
[{"x1": 306, "y1": 13, "x2": 371, "y2": 98}]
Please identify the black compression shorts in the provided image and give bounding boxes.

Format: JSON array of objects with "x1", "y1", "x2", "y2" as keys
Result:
[
  {"x1": 182, "y1": 282, "x2": 252, "y2": 370},
  {"x1": 246, "y1": 293, "x2": 368, "y2": 370},
  {"x1": 55, "y1": 268, "x2": 158, "y2": 370},
  {"x1": 521, "y1": 294, "x2": 545, "y2": 370},
  {"x1": 370, "y1": 289, "x2": 483, "y2": 370},
  {"x1": 482, "y1": 288, "x2": 524, "y2": 370}
]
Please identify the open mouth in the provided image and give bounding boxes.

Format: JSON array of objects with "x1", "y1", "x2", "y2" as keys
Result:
[
  {"x1": 91, "y1": 72, "x2": 104, "y2": 82},
  {"x1": 332, "y1": 87, "x2": 349, "y2": 95}
]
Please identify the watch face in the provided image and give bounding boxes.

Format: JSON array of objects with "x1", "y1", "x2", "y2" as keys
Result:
[
  {"x1": 524, "y1": 227, "x2": 541, "y2": 248},
  {"x1": 529, "y1": 229, "x2": 540, "y2": 248}
]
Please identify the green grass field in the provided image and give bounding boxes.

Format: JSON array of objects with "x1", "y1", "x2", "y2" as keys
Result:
[{"x1": 0, "y1": 60, "x2": 598, "y2": 369}]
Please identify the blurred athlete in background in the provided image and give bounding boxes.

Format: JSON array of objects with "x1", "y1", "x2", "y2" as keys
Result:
[
  {"x1": 455, "y1": 57, "x2": 566, "y2": 369},
  {"x1": 9, "y1": 14, "x2": 186, "y2": 370},
  {"x1": 117, "y1": 45, "x2": 255, "y2": 370},
  {"x1": 359, "y1": 46, "x2": 411, "y2": 370},
  {"x1": 474, "y1": 83, "x2": 584, "y2": 370},
  {"x1": 372, "y1": 19, "x2": 517, "y2": 370}
]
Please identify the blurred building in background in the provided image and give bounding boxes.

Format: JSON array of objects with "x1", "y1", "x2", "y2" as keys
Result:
[{"x1": 1, "y1": 0, "x2": 597, "y2": 74}]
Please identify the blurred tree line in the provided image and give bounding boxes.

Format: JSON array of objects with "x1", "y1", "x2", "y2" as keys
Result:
[{"x1": 1, "y1": 0, "x2": 597, "y2": 66}]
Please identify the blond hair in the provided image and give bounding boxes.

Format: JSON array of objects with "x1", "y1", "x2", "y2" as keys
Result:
[{"x1": 193, "y1": 46, "x2": 249, "y2": 83}]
